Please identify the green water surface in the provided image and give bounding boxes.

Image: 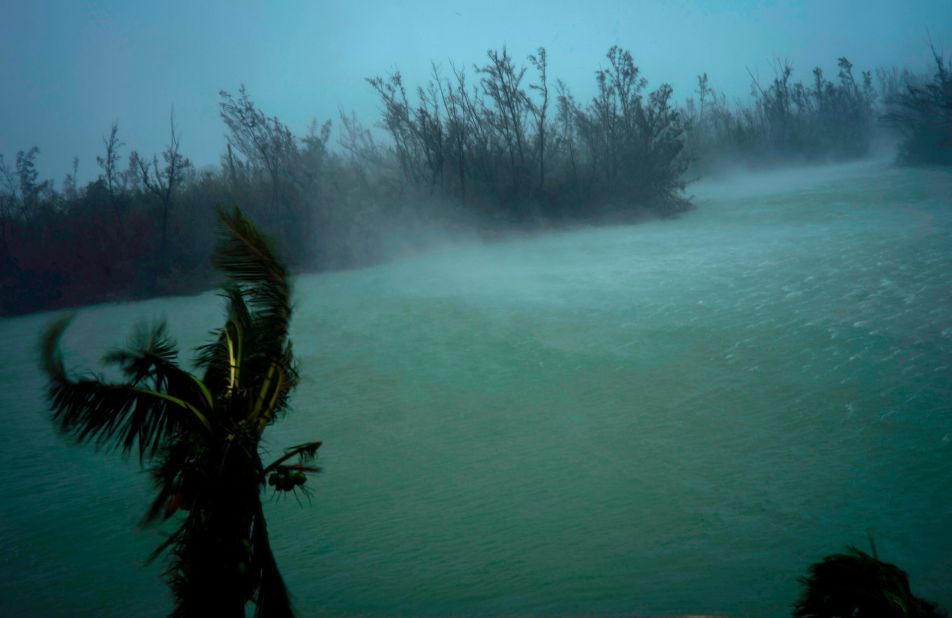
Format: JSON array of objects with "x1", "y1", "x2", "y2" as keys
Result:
[{"x1": 1, "y1": 160, "x2": 950, "y2": 616}]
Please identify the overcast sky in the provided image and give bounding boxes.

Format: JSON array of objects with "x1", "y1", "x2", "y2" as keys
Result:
[{"x1": 2, "y1": 0, "x2": 950, "y2": 182}]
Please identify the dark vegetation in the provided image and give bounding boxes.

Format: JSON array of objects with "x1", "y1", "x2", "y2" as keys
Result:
[
  {"x1": 367, "y1": 45, "x2": 690, "y2": 224},
  {"x1": 42, "y1": 207, "x2": 319, "y2": 617},
  {"x1": 795, "y1": 545, "x2": 946, "y2": 618},
  {"x1": 1, "y1": 46, "x2": 945, "y2": 316},
  {"x1": 683, "y1": 57, "x2": 880, "y2": 169},
  {"x1": 884, "y1": 48, "x2": 952, "y2": 165}
]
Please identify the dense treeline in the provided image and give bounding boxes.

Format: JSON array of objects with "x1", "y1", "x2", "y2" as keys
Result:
[
  {"x1": 0, "y1": 101, "x2": 430, "y2": 315},
  {"x1": 884, "y1": 48, "x2": 952, "y2": 165},
  {"x1": 368, "y1": 45, "x2": 690, "y2": 222},
  {"x1": 0, "y1": 45, "x2": 939, "y2": 316},
  {"x1": 683, "y1": 57, "x2": 880, "y2": 168}
]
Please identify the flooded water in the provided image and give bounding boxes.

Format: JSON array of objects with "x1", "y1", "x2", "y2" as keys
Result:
[{"x1": 1, "y1": 159, "x2": 950, "y2": 616}]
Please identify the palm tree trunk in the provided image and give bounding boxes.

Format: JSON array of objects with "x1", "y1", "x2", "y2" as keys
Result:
[{"x1": 169, "y1": 450, "x2": 263, "y2": 617}]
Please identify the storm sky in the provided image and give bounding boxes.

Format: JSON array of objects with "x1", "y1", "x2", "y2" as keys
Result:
[{"x1": 2, "y1": 0, "x2": 950, "y2": 181}]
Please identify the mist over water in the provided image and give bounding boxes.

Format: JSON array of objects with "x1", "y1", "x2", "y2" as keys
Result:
[{"x1": 2, "y1": 159, "x2": 951, "y2": 616}]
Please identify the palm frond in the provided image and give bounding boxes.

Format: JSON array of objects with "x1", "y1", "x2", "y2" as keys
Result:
[
  {"x1": 794, "y1": 546, "x2": 946, "y2": 618},
  {"x1": 272, "y1": 343, "x2": 298, "y2": 418},
  {"x1": 102, "y1": 320, "x2": 215, "y2": 413},
  {"x1": 263, "y1": 441, "x2": 322, "y2": 475},
  {"x1": 142, "y1": 437, "x2": 206, "y2": 526},
  {"x1": 214, "y1": 207, "x2": 292, "y2": 359},
  {"x1": 102, "y1": 320, "x2": 179, "y2": 384},
  {"x1": 40, "y1": 209, "x2": 317, "y2": 618},
  {"x1": 195, "y1": 318, "x2": 244, "y2": 406},
  {"x1": 146, "y1": 521, "x2": 186, "y2": 564},
  {"x1": 142, "y1": 480, "x2": 178, "y2": 526},
  {"x1": 195, "y1": 283, "x2": 251, "y2": 392},
  {"x1": 42, "y1": 316, "x2": 212, "y2": 461},
  {"x1": 250, "y1": 356, "x2": 300, "y2": 433}
]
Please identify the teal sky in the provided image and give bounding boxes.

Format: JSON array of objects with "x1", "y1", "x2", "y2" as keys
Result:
[{"x1": 2, "y1": 0, "x2": 950, "y2": 181}]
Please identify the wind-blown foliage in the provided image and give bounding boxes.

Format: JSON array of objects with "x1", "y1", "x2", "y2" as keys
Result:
[
  {"x1": 3, "y1": 46, "x2": 929, "y2": 317},
  {"x1": 219, "y1": 86, "x2": 331, "y2": 261},
  {"x1": 368, "y1": 45, "x2": 691, "y2": 220},
  {"x1": 794, "y1": 546, "x2": 945, "y2": 618},
  {"x1": 683, "y1": 57, "x2": 879, "y2": 168},
  {"x1": 884, "y1": 48, "x2": 952, "y2": 166},
  {"x1": 41, "y1": 207, "x2": 320, "y2": 618}
]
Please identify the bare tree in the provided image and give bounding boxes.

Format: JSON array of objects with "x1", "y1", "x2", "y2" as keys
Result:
[
  {"x1": 415, "y1": 68, "x2": 446, "y2": 191},
  {"x1": 97, "y1": 122, "x2": 126, "y2": 239},
  {"x1": 137, "y1": 110, "x2": 191, "y2": 271},
  {"x1": 15, "y1": 147, "x2": 50, "y2": 218},
  {"x1": 528, "y1": 47, "x2": 550, "y2": 195},
  {"x1": 219, "y1": 87, "x2": 295, "y2": 207},
  {"x1": 367, "y1": 71, "x2": 425, "y2": 187},
  {"x1": 0, "y1": 154, "x2": 17, "y2": 262},
  {"x1": 438, "y1": 64, "x2": 470, "y2": 201},
  {"x1": 63, "y1": 157, "x2": 79, "y2": 202},
  {"x1": 478, "y1": 47, "x2": 531, "y2": 191}
]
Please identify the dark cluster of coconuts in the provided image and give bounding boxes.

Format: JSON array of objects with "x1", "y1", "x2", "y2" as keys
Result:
[{"x1": 268, "y1": 466, "x2": 307, "y2": 492}]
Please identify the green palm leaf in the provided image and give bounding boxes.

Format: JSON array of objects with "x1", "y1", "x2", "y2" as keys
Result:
[
  {"x1": 40, "y1": 207, "x2": 319, "y2": 617},
  {"x1": 196, "y1": 284, "x2": 251, "y2": 397},
  {"x1": 214, "y1": 207, "x2": 291, "y2": 360},
  {"x1": 43, "y1": 316, "x2": 211, "y2": 460},
  {"x1": 102, "y1": 320, "x2": 179, "y2": 383}
]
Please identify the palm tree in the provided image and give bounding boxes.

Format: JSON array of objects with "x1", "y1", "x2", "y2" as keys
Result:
[
  {"x1": 41, "y1": 207, "x2": 320, "y2": 617},
  {"x1": 794, "y1": 545, "x2": 945, "y2": 618}
]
